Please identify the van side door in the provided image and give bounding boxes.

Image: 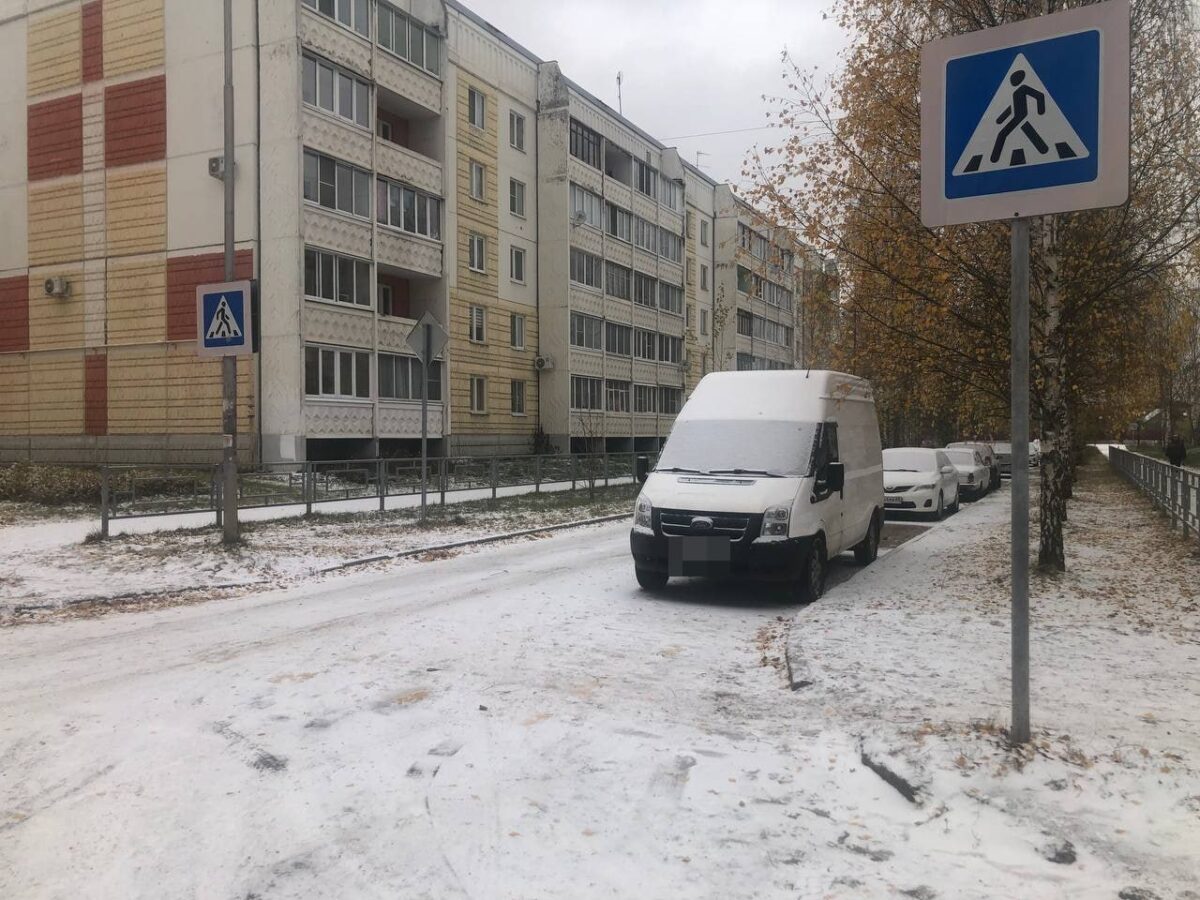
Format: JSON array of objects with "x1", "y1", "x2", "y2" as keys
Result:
[{"x1": 812, "y1": 422, "x2": 845, "y2": 553}]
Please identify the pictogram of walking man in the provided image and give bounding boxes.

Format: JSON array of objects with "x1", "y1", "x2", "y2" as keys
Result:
[
  {"x1": 990, "y1": 70, "x2": 1049, "y2": 164},
  {"x1": 212, "y1": 300, "x2": 235, "y2": 337}
]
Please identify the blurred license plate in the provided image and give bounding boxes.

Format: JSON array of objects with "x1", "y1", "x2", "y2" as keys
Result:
[
  {"x1": 681, "y1": 536, "x2": 730, "y2": 561},
  {"x1": 884, "y1": 496, "x2": 904, "y2": 506}
]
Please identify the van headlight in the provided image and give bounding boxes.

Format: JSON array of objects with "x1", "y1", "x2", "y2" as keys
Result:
[
  {"x1": 762, "y1": 505, "x2": 790, "y2": 537},
  {"x1": 634, "y1": 495, "x2": 653, "y2": 531}
]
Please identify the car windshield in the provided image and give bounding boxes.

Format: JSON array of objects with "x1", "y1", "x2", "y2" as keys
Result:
[
  {"x1": 655, "y1": 420, "x2": 820, "y2": 478},
  {"x1": 945, "y1": 449, "x2": 977, "y2": 465},
  {"x1": 882, "y1": 448, "x2": 938, "y2": 473},
  {"x1": 993, "y1": 442, "x2": 1012, "y2": 453}
]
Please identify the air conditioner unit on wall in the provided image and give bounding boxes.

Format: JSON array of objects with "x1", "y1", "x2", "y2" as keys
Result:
[
  {"x1": 534, "y1": 355, "x2": 555, "y2": 371},
  {"x1": 44, "y1": 277, "x2": 70, "y2": 299}
]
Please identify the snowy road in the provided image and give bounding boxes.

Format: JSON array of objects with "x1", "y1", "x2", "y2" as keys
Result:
[{"x1": 0, "y1": 523, "x2": 891, "y2": 900}]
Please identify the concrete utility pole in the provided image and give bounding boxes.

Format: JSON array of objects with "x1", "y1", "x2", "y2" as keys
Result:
[{"x1": 221, "y1": 0, "x2": 239, "y2": 544}]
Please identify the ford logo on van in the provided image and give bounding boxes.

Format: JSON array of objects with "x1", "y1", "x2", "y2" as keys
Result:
[{"x1": 690, "y1": 516, "x2": 714, "y2": 532}]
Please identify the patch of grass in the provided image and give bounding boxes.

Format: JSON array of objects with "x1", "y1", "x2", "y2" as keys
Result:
[
  {"x1": 82, "y1": 529, "x2": 106, "y2": 545},
  {"x1": 1128, "y1": 443, "x2": 1200, "y2": 467},
  {"x1": 0, "y1": 464, "x2": 102, "y2": 505}
]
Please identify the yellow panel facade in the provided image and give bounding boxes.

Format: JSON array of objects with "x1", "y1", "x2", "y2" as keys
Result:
[
  {"x1": 107, "y1": 344, "x2": 167, "y2": 434},
  {"x1": 106, "y1": 167, "x2": 166, "y2": 257},
  {"x1": 29, "y1": 179, "x2": 84, "y2": 267},
  {"x1": 0, "y1": 355, "x2": 30, "y2": 436},
  {"x1": 28, "y1": 267, "x2": 85, "y2": 351},
  {"x1": 107, "y1": 256, "x2": 166, "y2": 345},
  {"x1": 28, "y1": 350, "x2": 84, "y2": 435},
  {"x1": 27, "y1": 8, "x2": 82, "y2": 97},
  {"x1": 103, "y1": 0, "x2": 165, "y2": 78},
  {"x1": 166, "y1": 347, "x2": 253, "y2": 435}
]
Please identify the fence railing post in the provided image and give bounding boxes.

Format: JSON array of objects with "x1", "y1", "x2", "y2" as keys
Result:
[
  {"x1": 603, "y1": 453, "x2": 609, "y2": 487},
  {"x1": 491, "y1": 457, "x2": 499, "y2": 501},
  {"x1": 378, "y1": 459, "x2": 386, "y2": 512},
  {"x1": 571, "y1": 455, "x2": 577, "y2": 491},
  {"x1": 305, "y1": 461, "x2": 313, "y2": 517},
  {"x1": 440, "y1": 459, "x2": 447, "y2": 506},
  {"x1": 100, "y1": 466, "x2": 110, "y2": 540},
  {"x1": 535, "y1": 455, "x2": 542, "y2": 493},
  {"x1": 214, "y1": 466, "x2": 223, "y2": 529}
]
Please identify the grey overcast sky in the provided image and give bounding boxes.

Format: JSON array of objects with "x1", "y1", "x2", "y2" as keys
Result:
[{"x1": 456, "y1": 0, "x2": 848, "y2": 188}]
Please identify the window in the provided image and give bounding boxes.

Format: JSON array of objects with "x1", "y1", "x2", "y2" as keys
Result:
[
  {"x1": 737, "y1": 265, "x2": 752, "y2": 294},
  {"x1": 634, "y1": 329, "x2": 656, "y2": 360},
  {"x1": 379, "y1": 354, "x2": 442, "y2": 401},
  {"x1": 571, "y1": 375, "x2": 603, "y2": 410},
  {"x1": 700, "y1": 220, "x2": 709, "y2": 246},
  {"x1": 659, "y1": 386, "x2": 682, "y2": 414},
  {"x1": 605, "y1": 262, "x2": 631, "y2": 300},
  {"x1": 633, "y1": 273, "x2": 656, "y2": 307},
  {"x1": 303, "y1": 0, "x2": 369, "y2": 37},
  {"x1": 376, "y1": 178, "x2": 441, "y2": 238},
  {"x1": 304, "y1": 345, "x2": 370, "y2": 398},
  {"x1": 470, "y1": 160, "x2": 485, "y2": 200},
  {"x1": 569, "y1": 248, "x2": 602, "y2": 288},
  {"x1": 470, "y1": 376, "x2": 487, "y2": 412},
  {"x1": 510, "y1": 246, "x2": 526, "y2": 283},
  {"x1": 509, "y1": 178, "x2": 526, "y2": 217},
  {"x1": 302, "y1": 55, "x2": 371, "y2": 128},
  {"x1": 660, "y1": 176, "x2": 681, "y2": 211},
  {"x1": 304, "y1": 149, "x2": 371, "y2": 218},
  {"x1": 700, "y1": 308, "x2": 709, "y2": 336},
  {"x1": 468, "y1": 234, "x2": 486, "y2": 273},
  {"x1": 510, "y1": 380, "x2": 526, "y2": 415},
  {"x1": 659, "y1": 335, "x2": 683, "y2": 364},
  {"x1": 605, "y1": 322, "x2": 631, "y2": 356},
  {"x1": 569, "y1": 118, "x2": 602, "y2": 168},
  {"x1": 569, "y1": 184, "x2": 603, "y2": 228},
  {"x1": 737, "y1": 310, "x2": 753, "y2": 337},
  {"x1": 634, "y1": 384, "x2": 657, "y2": 413},
  {"x1": 606, "y1": 204, "x2": 631, "y2": 242},
  {"x1": 378, "y1": 119, "x2": 393, "y2": 142},
  {"x1": 510, "y1": 110, "x2": 525, "y2": 151},
  {"x1": 304, "y1": 247, "x2": 371, "y2": 307},
  {"x1": 569, "y1": 312, "x2": 602, "y2": 350},
  {"x1": 658, "y1": 229, "x2": 682, "y2": 263},
  {"x1": 738, "y1": 310, "x2": 794, "y2": 346},
  {"x1": 658, "y1": 282, "x2": 683, "y2": 315},
  {"x1": 377, "y1": 3, "x2": 441, "y2": 76},
  {"x1": 635, "y1": 160, "x2": 658, "y2": 199},
  {"x1": 469, "y1": 305, "x2": 486, "y2": 342},
  {"x1": 606, "y1": 379, "x2": 630, "y2": 412},
  {"x1": 632, "y1": 216, "x2": 657, "y2": 254},
  {"x1": 510, "y1": 313, "x2": 525, "y2": 348},
  {"x1": 377, "y1": 282, "x2": 411, "y2": 318},
  {"x1": 700, "y1": 264, "x2": 709, "y2": 291},
  {"x1": 468, "y1": 88, "x2": 485, "y2": 128}
]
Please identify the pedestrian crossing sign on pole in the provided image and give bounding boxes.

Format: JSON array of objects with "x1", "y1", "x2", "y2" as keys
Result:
[
  {"x1": 921, "y1": 0, "x2": 1129, "y2": 227},
  {"x1": 196, "y1": 280, "x2": 254, "y2": 357}
]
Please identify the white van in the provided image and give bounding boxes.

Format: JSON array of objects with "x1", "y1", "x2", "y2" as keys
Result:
[{"x1": 630, "y1": 370, "x2": 885, "y2": 601}]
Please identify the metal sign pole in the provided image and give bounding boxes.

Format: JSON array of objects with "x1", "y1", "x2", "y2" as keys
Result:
[
  {"x1": 220, "y1": 0, "x2": 239, "y2": 545},
  {"x1": 420, "y1": 323, "x2": 430, "y2": 520},
  {"x1": 1010, "y1": 217, "x2": 1031, "y2": 744}
]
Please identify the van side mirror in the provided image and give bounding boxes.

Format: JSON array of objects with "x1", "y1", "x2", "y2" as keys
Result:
[
  {"x1": 825, "y1": 462, "x2": 845, "y2": 493},
  {"x1": 636, "y1": 455, "x2": 651, "y2": 484}
]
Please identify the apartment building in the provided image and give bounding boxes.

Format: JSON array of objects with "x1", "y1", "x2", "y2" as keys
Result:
[{"x1": 0, "y1": 0, "x2": 825, "y2": 464}]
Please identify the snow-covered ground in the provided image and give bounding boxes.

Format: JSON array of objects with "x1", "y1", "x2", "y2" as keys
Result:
[{"x1": 0, "y1": 454, "x2": 1194, "y2": 899}]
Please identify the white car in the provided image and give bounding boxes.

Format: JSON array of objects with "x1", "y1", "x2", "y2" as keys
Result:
[
  {"x1": 944, "y1": 447, "x2": 991, "y2": 500},
  {"x1": 882, "y1": 447, "x2": 960, "y2": 519}
]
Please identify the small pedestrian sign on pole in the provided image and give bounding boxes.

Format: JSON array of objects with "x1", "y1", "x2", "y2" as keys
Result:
[{"x1": 196, "y1": 280, "x2": 254, "y2": 357}]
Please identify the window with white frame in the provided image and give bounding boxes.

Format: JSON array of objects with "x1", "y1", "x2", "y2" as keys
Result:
[
  {"x1": 633, "y1": 272, "x2": 656, "y2": 307},
  {"x1": 658, "y1": 334, "x2": 683, "y2": 364},
  {"x1": 569, "y1": 248, "x2": 602, "y2": 288},
  {"x1": 659, "y1": 386, "x2": 683, "y2": 414},
  {"x1": 634, "y1": 384, "x2": 657, "y2": 413},
  {"x1": 569, "y1": 119, "x2": 602, "y2": 168},
  {"x1": 468, "y1": 305, "x2": 486, "y2": 342},
  {"x1": 605, "y1": 261, "x2": 631, "y2": 300},
  {"x1": 634, "y1": 160, "x2": 658, "y2": 199},
  {"x1": 605, "y1": 379, "x2": 630, "y2": 413},
  {"x1": 510, "y1": 313, "x2": 525, "y2": 348},
  {"x1": 658, "y1": 228, "x2": 682, "y2": 263},
  {"x1": 303, "y1": 0, "x2": 369, "y2": 38},
  {"x1": 510, "y1": 379, "x2": 526, "y2": 415},
  {"x1": 569, "y1": 183, "x2": 602, "y2": 228},
  {"x1": 658, "y1": 282, "x2": 683, "y2": 315},
  {"x1": 569, "y1": 312, "x2": 602, "y2": 350},
  {"x1": 633, "y1": 328, "x2": 656, "y2": 360},
  {"x1": 468, "y1": 87, "x2": 485, "y2": 128},
  {"x1": 570, "y1": 375, "x2": 603, "y2": 410},
  {"x1": 700, "y1": 308, "x2": 709, "y2": 336},
  {"x1": 509, "y1": 178, "x2": 526, "y2": 217},
  {"x1": 509, "y1": 110, "x2": 525, "y2": 151},
  {"x1": 304, "y1": 149, "x2": 371, "y2": 218},
  {"x1": 700, "y1": 264, "x2": 709, "y2": 291},
  {"x1": 700, "y1": 220, "x2": 709, "y2": 246},
  {"x1": 379, "y1": 353, "x2": 442, "y2": 401},
  {"x1": 304, "y1": 345, "x2": 371, "y2": 398},
  {"x1": 470, "y1": 376, "x2": 487, "y2": 412},
  {"x1": 470, "y1": 160, "x2": 485, "y2": 200},
  {"x1": 302, "y1": 54, "x2": 370, "y2": 129},
  {"x1": 606, "y1": 204, "x2": 632, "y2": 242},
  {"x1": 605, "y1": 322, "x2": 631, "y2": 356},
  {"x1": 304, "y1": 247, "x2": 371, "y2": 307},
  {"x1": 510, "y1": 246, "x2": 526, "y2": 284},
  {"x1": 633, "y1": 216, "x2": 657, "y2": 253},
  {"x1": 376, "y1": 177, "x2": 441, "y2": 239},
  {"x1": 468, "y1": 233, "x2": 486, "y2": 272},
  {"x1": 377, "y1": 3, "x2": 440, "y2": 76},
  {"x1": 660, "y1": 176, "x2": 682, "y2": 211}
]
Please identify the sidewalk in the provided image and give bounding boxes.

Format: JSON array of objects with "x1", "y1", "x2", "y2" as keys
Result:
[{"x1": 787, "y1": 452, "x2": 1199, "y2": 897}]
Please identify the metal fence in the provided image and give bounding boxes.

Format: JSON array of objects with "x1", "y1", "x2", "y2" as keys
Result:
[
  {"x1": 99, "y1": 452, "x2": 655, "y2": 536},
  {"x1": 1108, "y1": 446, "x2": 1200, "y2": 538}
]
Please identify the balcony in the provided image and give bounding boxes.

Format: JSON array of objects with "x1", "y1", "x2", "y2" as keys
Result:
[
  {"x1": 375, "y1": 47, "x2": 440, "y2": 115},
  {"x1": 376, "y1": 140, "x2": 441, "y2": 196},
  {"x1": 376, "y1": 228, "x2": 441, "y2": 279}
]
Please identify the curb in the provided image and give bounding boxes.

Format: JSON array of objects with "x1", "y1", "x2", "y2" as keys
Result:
[{"x1": 315, "y1": 512, "x2": 630, "y2": 574}]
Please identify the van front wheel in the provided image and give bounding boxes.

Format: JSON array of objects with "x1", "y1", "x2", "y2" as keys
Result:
[
  {"x1": 635, "y1": 566, "x2": 668, "y2": 591},
  {"x1": 853, "y1": 515, "x2": 880, "y2": 565},
  {"x1": 795, "y1": 537, "x2": 826, "y2": 603}
]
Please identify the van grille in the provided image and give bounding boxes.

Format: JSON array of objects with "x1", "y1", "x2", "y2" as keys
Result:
[{"x1": 656, "y1": 509, "x2": 759, "y2": 541}]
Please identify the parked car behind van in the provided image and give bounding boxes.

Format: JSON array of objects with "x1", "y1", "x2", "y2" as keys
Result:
[
  {"x1": 882, "y1": 447, "x2": 960, "y2": 519},
  {"x1": 943, "y1": 447, "x2": 991, "y2": 500},
  {"x1": 993, "y1": 442, "x2": 1013, "y2": 477},
  {"x1": 947, "y1": 441, "x2": 1001, "y2": 489},
  {"x1": 629, "y1": 371, "x2": 884, "y2": 602}
]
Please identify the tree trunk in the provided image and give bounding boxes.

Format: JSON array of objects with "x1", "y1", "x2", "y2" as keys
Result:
[{"x1": 1038, "y1": 217, "x2": 1068, "y2": 571}]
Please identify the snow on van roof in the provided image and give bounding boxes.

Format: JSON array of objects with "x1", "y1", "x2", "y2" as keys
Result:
[{"x1": 678, "y1": 371, "x2": 874, "y2": 421}]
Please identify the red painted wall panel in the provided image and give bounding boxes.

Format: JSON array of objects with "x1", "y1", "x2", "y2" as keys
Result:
[
  {"x1": 27, "y1": 95, "x2": 84, "y2": 181},
  {"x1": 105, "y1": 75, "x2": 167, "y2": 168},
  {"x1": 0, "y1": 276, "x2": 30, "y2": 353},
  {"x1": 166, "y1": 251, "x2": 254, "y2": 342},
  {"x1": 82, "y1": 2, "x2": 103, "y2": 84},
  {"x1": 84, "y1": 352, "x2": 107, "y2": 437}
]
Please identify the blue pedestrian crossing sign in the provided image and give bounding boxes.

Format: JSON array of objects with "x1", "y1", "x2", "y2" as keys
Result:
[
  {"x1": 196, "y1": 280, "x2": 254, "y2": 357},
  {"x1": 921, "y1": 0, "x2": 1129, "y2": 226}
]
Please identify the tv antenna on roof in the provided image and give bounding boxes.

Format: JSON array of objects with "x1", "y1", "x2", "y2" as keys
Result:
[
  {"x1": 695, "y1": 150, "x2": 710, "y2": 168},
  {"x1": 616, "y1": 71, "x2": 623, "y2": 115}
]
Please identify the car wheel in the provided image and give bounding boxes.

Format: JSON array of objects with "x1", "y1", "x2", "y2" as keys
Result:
[
  {"x1": 853, "y1": 514, "x2": 880, "y2": 565},
  {"x1": 635, "y1": 566, "x2": 668, "y2": 591},
  {"x1": 795, "y1": 536, "x2": 826, "y2": 603},
  {"x1": 949, "y1": 490, "x2": 960, "y2": 513},
  {"x1": 933, "y1": 492, "x2": 945, "y2": 521}
]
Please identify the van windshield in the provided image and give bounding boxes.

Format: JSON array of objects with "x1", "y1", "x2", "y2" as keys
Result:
[{"x1": 655, "y1": 420, "x2": 821, "y2": 478}]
